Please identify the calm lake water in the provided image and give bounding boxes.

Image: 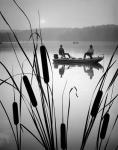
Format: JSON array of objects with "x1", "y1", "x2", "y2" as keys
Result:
[{"x1": 0, "y1": 41, "x2": 118, "y2": 150}]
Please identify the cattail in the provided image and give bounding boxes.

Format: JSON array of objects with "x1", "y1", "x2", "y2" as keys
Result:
[
  {"x1": 40, "y1": 45, "x2": 49, "y2": 83},
  {"x1": 12, "y1": 102, "x2": 19, "y2": 125},
  {"x1": 60, "y1": 123, "x2": 67, "y2": 149},
  {"x1": 23, "y1": 75, "x2": 37, "y2": 107},
  {"x1": 91, "y1": 90, "x2": 103, "y2": 117},
  {"x1": 100, "y1": 113, "x2": 110, "y2": 139}
]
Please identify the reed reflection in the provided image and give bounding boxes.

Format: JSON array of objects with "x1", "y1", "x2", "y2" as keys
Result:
[{"x1": 53, "y1": 63, "x2": 104, "y2": 79}]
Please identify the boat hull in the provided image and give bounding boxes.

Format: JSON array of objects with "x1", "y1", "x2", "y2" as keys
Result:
[{"x1": 53, "y1": 56, "x2": 104, "y2": 65}]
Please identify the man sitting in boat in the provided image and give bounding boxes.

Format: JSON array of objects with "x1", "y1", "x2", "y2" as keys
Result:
[
  {"x1": 84, "y1": 44, "x2": 94, "y2": 59},
  {"x1": 59, "y1": 44, "x2": 71, "y2": 58}
]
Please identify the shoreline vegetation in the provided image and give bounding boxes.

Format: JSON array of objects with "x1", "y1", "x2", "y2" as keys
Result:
[
  {"x1": 0, "y1": 25, "x2": 118, "y2": 42},
  {"x1": 0, "y1": 0, "x2": 118, "y2": 150}
]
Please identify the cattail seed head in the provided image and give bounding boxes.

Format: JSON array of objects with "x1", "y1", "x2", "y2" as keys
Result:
[
  {"x1": 40, "y1": 45, "x2": 49, "y2": 84},
  {"x1": 91, "y1": 90, "x2": 103, "y2": 117},
  {"x1": 60, "y1": 123, "x2": 67, "y2": 149},
  {"x1": 100, "y1": 113, "x2": 110, "y2": 139},
  {"x1": 23, "y1": 75, "x2": 37, "y2": 107},
  {"x1": 12, "y1": 102, "x2": 19, "y2": 125}
]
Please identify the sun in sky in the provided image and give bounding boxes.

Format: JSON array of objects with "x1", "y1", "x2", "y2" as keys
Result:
[{"x1": 40, "y1": 19, "x2": 46, "y2": 25}]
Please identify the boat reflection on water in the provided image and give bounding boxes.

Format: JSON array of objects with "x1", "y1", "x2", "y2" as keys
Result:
[
  {"x1": 83, "y1": 65, "x2": 95, "y2": 79},
  {"x1": 53, "y1": 63, "x2": 104, "y2": 79}
]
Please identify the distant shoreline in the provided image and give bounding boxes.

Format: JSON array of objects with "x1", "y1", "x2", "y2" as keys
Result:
[
  {"x1": 0, "y1": 25, "x2": 118, "y2": 42},
  {"x1": 0, "y1": 40, "x2": 118, "y2": 45}
]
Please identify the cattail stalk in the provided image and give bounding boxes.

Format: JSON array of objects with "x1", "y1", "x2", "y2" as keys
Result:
[
  {"x1": 100, "y1": 113, "x2": 110, "y2": 139},
  {"x1": 40, "y1": 45, "x2": 49, "y2": 84},
  {"x1": 91, "y1": 90, "x2": 103, "y2": 117},
  {"x1": 12, "y1": 102, "x2": 19, "y2": 125},
  {"x1": 60, "y1": 123, "x2": 67, "y2": 150},
  {"x1": 23, "y1": 75, "x2": 37, "y2": 107}
]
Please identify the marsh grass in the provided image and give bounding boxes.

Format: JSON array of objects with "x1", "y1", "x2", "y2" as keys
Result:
[{"x1": 0, "y1": 1, "x2": 118, "y2": 150}]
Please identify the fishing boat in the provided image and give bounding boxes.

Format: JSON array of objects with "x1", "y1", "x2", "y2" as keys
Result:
[
  {"x1": 53, "y1": 54, "x2": 104, "y2": 65},
  {"x1": 73, "y1": 41, "x2": 79, "y2": 44}
]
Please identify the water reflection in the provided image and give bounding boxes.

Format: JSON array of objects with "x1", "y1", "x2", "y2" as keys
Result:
[{"x1": 53, "y1": 63, "x2": 104, "y2": 79}]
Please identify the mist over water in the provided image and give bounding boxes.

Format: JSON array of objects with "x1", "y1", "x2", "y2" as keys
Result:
[{"x1": 0, "y1": 41, "x2": 118, "y2": 150}]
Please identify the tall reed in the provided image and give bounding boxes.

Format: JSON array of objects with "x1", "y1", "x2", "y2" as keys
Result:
[
  {"x1": 91, "y1": 90, "x2": 103, "y2": 117},
  {"x1": 40, "y1": 45, "x2": 49, "y2": 84},
  {"x1": 100, "y1": 113, "x2": 110, "y2": 140},
  {"x1": 60, "y1": 123, "x2": 67, "y2": 150},
  {"x1": 12, "y1": 102, "x2": 19, "y2": 125},
  {"x1": 23, "y1": 75, "x2": 37, "y2": 107}
]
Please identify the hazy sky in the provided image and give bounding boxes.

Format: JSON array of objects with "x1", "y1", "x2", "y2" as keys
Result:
[{"x1": 0, "y1": 0, "x2": 117, "y2": 29}]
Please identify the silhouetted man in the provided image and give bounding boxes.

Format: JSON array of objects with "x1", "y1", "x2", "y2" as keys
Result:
[
  {"x1": 59, "y1": 45, "x2": 71, "y2": 58},
  {"x1": 84, "y1": 44, "x2": 94, "y2": 59}
]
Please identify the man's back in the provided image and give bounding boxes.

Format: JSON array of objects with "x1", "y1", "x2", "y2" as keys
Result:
[
  {"x1": 59, "y1": 46, "x2": 65, "y2": 56},
  {"x1": 88, "y1": 47, "x2": 94, "y2": 54}
]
